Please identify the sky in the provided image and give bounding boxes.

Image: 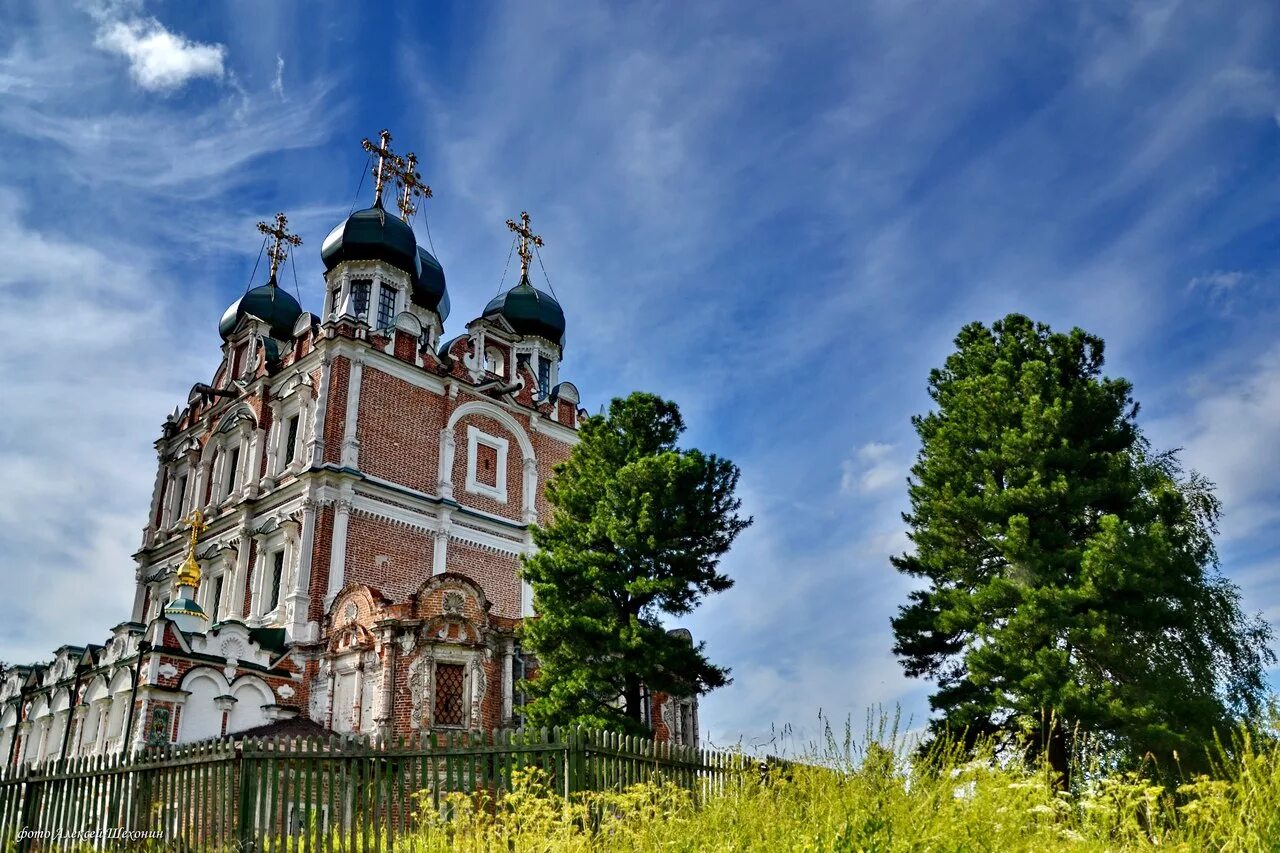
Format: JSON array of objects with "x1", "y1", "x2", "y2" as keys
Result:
[{"x1": 0, "y1": 0, "x2": 1278, "y2": 751}]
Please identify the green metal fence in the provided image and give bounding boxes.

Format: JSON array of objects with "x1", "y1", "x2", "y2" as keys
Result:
[{"x1": 0, "y1": 728, "x2": 749, "y2": 850}]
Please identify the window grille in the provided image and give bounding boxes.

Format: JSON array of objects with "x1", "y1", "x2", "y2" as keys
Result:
[
  {"x1": 285, "y1": 415, "x2": 300, "y2": 465},
  {"x1": 377, "y1": 286, "x2": 397, "y2": 329},
  {"x1": 268, "y1": 550, "x2": 285, "y2": 611},
  {"x1": 434, "y1": 663, "x2": 465, "y2": 727},
  {"x1": 351, "y1": 280, "x2": 371, "y2": 319},
  {"x1": 538, "y1": 357, "x2": 551, "y2": 397}
]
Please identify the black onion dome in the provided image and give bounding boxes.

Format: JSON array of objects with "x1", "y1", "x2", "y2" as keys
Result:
[
  {"x1": 482, "y1": 276, "x2": 565, "y2": 346},
  {"x1": 219, "y1": 280, "x2": 303, "y2": 340},
  {"x1": 414, "y1": 245, "x2": 450, "y2": 320},
  {"x1": 321, "y1": 206, "x2": 421, "y2": 280}
]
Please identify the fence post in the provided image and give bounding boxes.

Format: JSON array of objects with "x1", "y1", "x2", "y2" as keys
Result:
[
  {"x1": 15, "y1": 763, "x2": 35, "y2": 853},
  {"x1": 236, "y1": 740, "x2": 256, "y2": 851}
]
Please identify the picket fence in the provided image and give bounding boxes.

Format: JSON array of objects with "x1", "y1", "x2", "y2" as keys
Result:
[{"x1": 0, "y1": 727, "x2": 751, "y2": 851}]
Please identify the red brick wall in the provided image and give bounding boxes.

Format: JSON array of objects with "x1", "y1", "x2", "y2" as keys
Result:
[
  {"x1": 355, "y1": 367, "x2": 444, "y2": 492},
  {"x1": 343, "y1": 511, "x2": 434, "y2": 602},
  {"x1": 446, "y1": 541, "x2": 522, "y2": 619},
  {"x1": 323, "y1": 357, "x2": 350, "y2": 464}
]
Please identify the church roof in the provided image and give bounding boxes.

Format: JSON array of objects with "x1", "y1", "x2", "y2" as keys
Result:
[
  {"x1": 482, "y1": 276, "x2": 565, "y2": 346},
  {"x1": 218, "y1": 280, "x2": 304, "y2": 341}
]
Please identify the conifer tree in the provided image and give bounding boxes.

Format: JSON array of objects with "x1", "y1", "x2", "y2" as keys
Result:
[
  {"x1": 520, "y1": 392, "x2": 750, "y2": 734},
  {"x1": 893, "y1": 314, "x2": 1273, "y2": 780}
]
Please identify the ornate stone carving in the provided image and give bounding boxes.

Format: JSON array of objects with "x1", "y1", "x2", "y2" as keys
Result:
[
  {"x1": 470, "y1": 657, "x2": 487, "y2": 724},
  {"x1": 397, "y1": 632, "x2": 416, "y2": 655},
  {"x1": 157, "y1": 663, "x2": 178, "y2": 679},
  {"x1": 277, "y1": 684, "x2": 295, "y2": 699},
  {"x1": 407, "y1": 655, "x2": 432, "y2": 730},
  {"x1": 442, "y1": 591, "x2": 465, "y2": 616}
]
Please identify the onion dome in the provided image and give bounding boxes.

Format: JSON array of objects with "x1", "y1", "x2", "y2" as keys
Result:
[
  {"x1": 482, "y1": 276, "x2": 565, "y2": 346},
  {"x1": 321, "y1": 206, "x2": 421, "y2": 280},
  {"x1": 218, "y1": 279, "x2": 304, "y2": 341},
  {"x1": 164, "y1": 596, "x2": 209, "y2": 634},
  {"x1": 415, "y1": 246, "x2": 450, "y2": 320}
]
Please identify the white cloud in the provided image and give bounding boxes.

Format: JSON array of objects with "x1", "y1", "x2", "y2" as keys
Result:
[
  {"x1": 1165, "y1": 346, "x2": 1280, "y2": 541},
  {"x1": 840, "y1": 442, "x2": 902, "y2": 495},
  {"x1": 95, "y1": 16, "x2": 226, "y2": 92},
  {"x1": 272, "y1": 54, "x2": 285, "y2": 99}
]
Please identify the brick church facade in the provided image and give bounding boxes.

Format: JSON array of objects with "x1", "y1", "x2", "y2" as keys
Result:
[{"x1": 0, "y1": 137, "x2": 699, "y2": 767}]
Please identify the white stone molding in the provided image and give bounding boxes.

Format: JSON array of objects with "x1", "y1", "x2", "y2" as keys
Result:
[
  {"x1": 441, "y1": 400, "x2": 537, "y2": 518},
  {"x1": 341, "y1": 356, "x2": 364, "y2": 469},
  {"x1": 325, "y1": 492, "x2": 354, "y2": 609},
  {"x1": 465, "y1": 425, "x2": 509, "y2": 503}
]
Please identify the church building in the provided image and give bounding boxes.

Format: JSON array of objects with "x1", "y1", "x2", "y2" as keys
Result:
[{"x1": 0, "y1": 132, "x2": 699, "y2": 767}]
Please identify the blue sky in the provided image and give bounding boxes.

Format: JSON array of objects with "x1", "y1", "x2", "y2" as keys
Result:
[{"x1": 0, "y1": 0, "x2": 1278, "y2": 749}]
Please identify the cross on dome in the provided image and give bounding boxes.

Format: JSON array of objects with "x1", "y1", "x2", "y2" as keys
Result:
[
  {"x1": 361, "y1": 129, "x2": 402, "y2": 209},
  {"x1": 256, "y1": 212, "x2": 303, "y2": 280},
  {"x1": 394, "y1": 151, "x2": 433, "y2": 221},
  {"x1": 506, "y1": 211, "x2": 544, "y2": 282}
]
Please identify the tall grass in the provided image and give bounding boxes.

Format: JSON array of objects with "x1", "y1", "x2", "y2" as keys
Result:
[{"x1": 395, "y1": 712, "x2": 1280, "y2": 852}]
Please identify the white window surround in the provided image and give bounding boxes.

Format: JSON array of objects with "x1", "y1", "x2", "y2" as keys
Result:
[
  {"x1": 483, "y1": 346, "x2": 505, "y2": 378},
  {"x1": 465, "y1": 425, "x2": 508, "y2": 503},
  {"x1": 250, "y1": 529, "x2": 298, "y2": 624}
]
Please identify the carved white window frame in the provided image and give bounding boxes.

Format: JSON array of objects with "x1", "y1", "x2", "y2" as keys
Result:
[
  {"x1": 201, "y1": 556, "x2": 232, "y2": 622},
  {"x1": 465, "y1": 426, "x2": 508, "y2": 503},
  {"x1": 250, "y1": 529, "x2": 297, "y2": 624},
  {"x1": 430, "y1": 650, "x2": 476, "y2": 730},
  {"x1": 269, "y1": 399, "x2": 310, "y2": 479}
]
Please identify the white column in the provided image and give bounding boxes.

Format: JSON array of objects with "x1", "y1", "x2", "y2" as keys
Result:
[
  {"x1": 263, "y1": 401, "x2": 283, "y2": 487},
  {"x1": 143, "y1": 450, "x2": 167, "y2": 546},
  {"x1": 246, "y1": 426, "x2": 266, "y2": 498},
  {"x1": 438, "y1": 427, "x2": 456, "y2": 500},
  {"x1": 522, "y1": 458, "x2": 538, "y2": 524},
  {"x1": 130, "y1": 567, "x2": 148, "y2": 623},
  {"x1": 432, "y1": 508, "x2": 451, "y2": 576},
  {"x1": 228, "y1": 530, "x2": 253, "y2": 620},
  {"x1": 287, "y1": 499, "x2": 317, "y2": 641},
  {"x1": 325, "y1": 498, "x2": 352, "y2": 608},
  {"x1": 341, "y1": 357, "x2": 363, "y2": 469},
  {"x1": 310, "y1": 357, "x2": 331, "y2": 468}
]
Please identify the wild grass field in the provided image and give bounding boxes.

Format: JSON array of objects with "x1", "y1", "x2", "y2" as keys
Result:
[{"x1": 392, "y1": 714, "x2": 1280, "y2": 853}]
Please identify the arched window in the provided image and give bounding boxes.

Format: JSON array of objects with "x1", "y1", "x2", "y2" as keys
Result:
[{"x1": 484, "y1": 346, "x2": 505, "y2": 377}]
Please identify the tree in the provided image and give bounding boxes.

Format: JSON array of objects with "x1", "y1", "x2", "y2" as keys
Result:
[
  {"x1": 520, "y1": 392, "x2": 751, "y2": 735},
  {"x1": 892, "y1": 314, "x2": 1273, "y2": 781}
]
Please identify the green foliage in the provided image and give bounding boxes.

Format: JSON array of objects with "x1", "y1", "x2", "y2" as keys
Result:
[
  {"x1": 520, "y1": 392, "x2": 751, "y2": 734},
  {"x1": 892, "y1": 313, "x2": 1274, "y2": 777},
  {"x1": 390, "y1": 715, "x2": 1280, "y2": 852}
]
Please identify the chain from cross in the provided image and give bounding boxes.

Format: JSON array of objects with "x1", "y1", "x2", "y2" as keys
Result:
[
  {"x1": 361, "y1": 129, "x2": 400, "y2": 208},
  {"x1": 256, "y1": 212, "x2": 303, "y2": 280},
  {"x1": 505, "y1": 211, "x2": 544, "y2": 281},
  {"x1": 393, "y1": 151, "x2": 433, "y2": 221}
]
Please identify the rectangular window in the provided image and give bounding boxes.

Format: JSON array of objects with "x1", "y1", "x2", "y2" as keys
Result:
[
  {"x1": 285, "y1": 415, "x2": 301, "y2": 465},
  {"x1": 537, "y1": 357, "x2": 551, "y2": 397},
  {"x1": 174, "y1": 473, "x2": 188, "y2": 517},
  {"x1": 434, "y1": 663, "x2": 465, "y2": 727},
  {"x1": 376, "y1": 285, "x2": 397, "y2": 329},
  {"x1": 268, "y1": 550, "x2": 285, "y2": 612},
  {"x1": 225, "y1": 447, "x2": 241, "y2": 495},
  {"x1": 211, "y1": 576, "x2": 225, "y2": 620},
  {"x1": 350, "y1": 280, "x2": 371, "y2": 319}
]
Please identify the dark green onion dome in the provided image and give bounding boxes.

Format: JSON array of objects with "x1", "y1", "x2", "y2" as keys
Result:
[
  {"x1": 321, "y1": 206, "x2": 422, "y2": 281},
  {"x1": 415, "y1": 246, "x2": 450, "y2": 320},
  {"x1": 218, "y1": 279, "x2": 304, "y2": 341},
  {"x1": 482, "y1": 276, "x2": 565, "y2": 346}
]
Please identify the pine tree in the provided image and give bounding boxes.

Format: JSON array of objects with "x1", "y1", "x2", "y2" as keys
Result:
[
  {"x1": 892, "y1": 314, "x2": 1273, "y2": 780},
  {"x1": 520, "y1": 392, "x2": 751, "y2": 734}
]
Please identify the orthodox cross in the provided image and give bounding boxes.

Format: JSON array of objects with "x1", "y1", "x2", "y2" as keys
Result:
[
  {"x1": 175, "y1": 509, "x2": 209, "y2": 590},
  {"x1": 256, "y1": 212, "x2": 302, "y2": 280},
  {"x1": 362, "y1": 129, "x2": 399, "y2": 208},
  {"x1": 393, "y1": 151, "x2": 433, "y2": 221},
  {"x1": 505, "y1": 211, "x2": 544, "y2": 282}
]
